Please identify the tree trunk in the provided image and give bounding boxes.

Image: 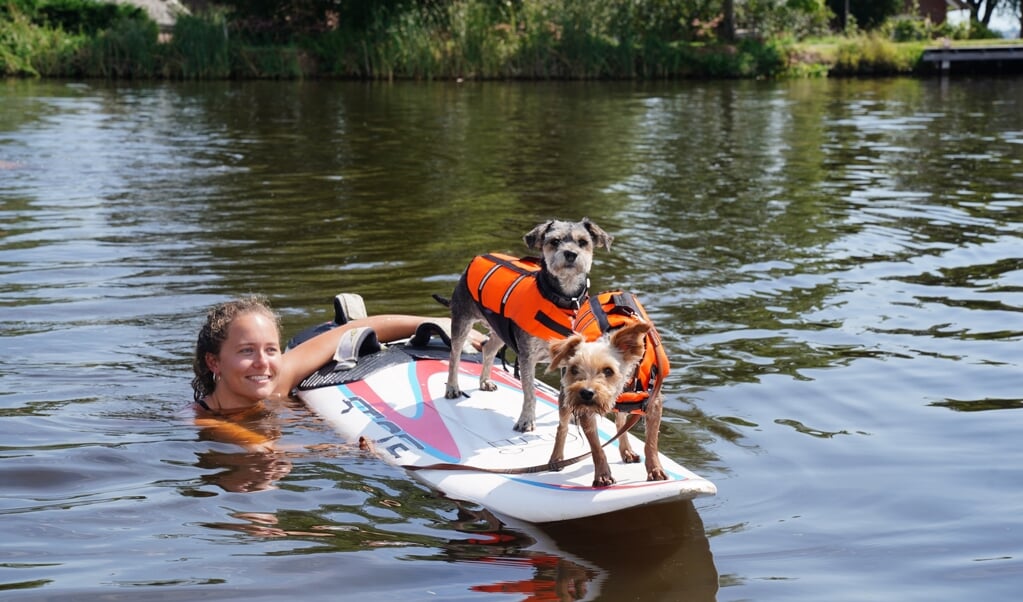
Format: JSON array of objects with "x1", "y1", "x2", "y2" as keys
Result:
[
  {"x1": 720, "y1": 0, "x2": 736, "y2": 41},
  {"x1": 980, "y1": 0, "x2": 1002, "y2": 26}
]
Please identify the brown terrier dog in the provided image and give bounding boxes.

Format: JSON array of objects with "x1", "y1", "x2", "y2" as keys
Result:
[{"x1": 547, "y1": 320, "x2": 667, "y2": 487}]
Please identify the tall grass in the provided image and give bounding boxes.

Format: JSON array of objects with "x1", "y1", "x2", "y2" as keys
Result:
[
  {"x1": 164, "y1": 13, "x2": 230, "y2": 79},
  {"x1": 832, "y1": 34, "x2": 926, "y2": 75},
  {"x1": 296, "y1": 0, "x2": 790, "y2": 80},
  {"x1": 79, "y1": 17, "x2": 159, "y2": 78},
  {"x1": 233, "y1": 45, "x2": 303, "y2": 79},
  {"x1": 8, "y1": 0, "x2": 948, "y2": 80}
]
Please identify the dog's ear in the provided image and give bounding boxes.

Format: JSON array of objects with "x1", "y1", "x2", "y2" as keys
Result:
[
  {"x1": 524, "y1": 220, "x2": 554, "y2": 250},
  {"x1": 609, "y1": 321, "x2": 651, "y2": 365},
  {"x1": 548, "y1": 334, "x2": 585, "y2": 371},
  {"x1": 581, "y1": 218, "x2": 613, "y2": 251}
]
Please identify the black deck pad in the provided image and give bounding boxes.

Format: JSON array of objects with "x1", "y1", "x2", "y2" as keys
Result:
[
  {"x1": 297, "y1": 347, "x2": 413, "y2": 390},
  {"x1": 296, "y1": 343, "x2": 483, "y2": 391}
]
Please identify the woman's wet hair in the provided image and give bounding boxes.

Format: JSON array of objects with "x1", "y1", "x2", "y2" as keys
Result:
[{"x1": 191, "y1": 295, "x2": 279, "y2": 402}]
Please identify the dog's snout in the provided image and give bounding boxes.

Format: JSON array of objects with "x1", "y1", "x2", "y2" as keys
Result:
[
  {"x1": 579, "y1": 388, "x2": 595, "y2": 404},
  {"x1": 563, "y1": 250, "x2": 577, "y2": 263}
]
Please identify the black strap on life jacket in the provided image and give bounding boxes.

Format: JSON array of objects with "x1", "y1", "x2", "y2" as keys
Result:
[
  {"x1": 535, "y1": 265, "x2": 588, "y2": 310},
  {"x1": 583, "y1": 291, "x2": 642, "y2": 334},
  {"x1": 578, "y1": 291, "x2": 665, "y2": 414}
]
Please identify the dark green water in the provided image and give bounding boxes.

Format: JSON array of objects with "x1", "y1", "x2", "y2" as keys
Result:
[{"x1": 1, "y1": 76, "x2": 1021, "y2": 601}]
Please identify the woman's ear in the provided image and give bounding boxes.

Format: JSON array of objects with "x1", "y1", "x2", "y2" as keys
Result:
[{"x1": 205, "y1": 352, "x2": 219, "y2": 375}]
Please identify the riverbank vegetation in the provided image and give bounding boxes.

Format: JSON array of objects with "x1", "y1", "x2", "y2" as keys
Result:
[{"x1": 0, "y1": 0, "x2": 1016, "y2": 79}]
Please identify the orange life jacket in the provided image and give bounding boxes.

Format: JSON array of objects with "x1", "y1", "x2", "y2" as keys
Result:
[
  {"x1": 463, "y1": 253, "x2": 584, "y2": 354},
  {"x1": 574, "y1": 291, "x2": 671, "y2": 414}
]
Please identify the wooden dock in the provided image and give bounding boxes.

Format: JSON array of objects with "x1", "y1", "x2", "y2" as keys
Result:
[{"x1": 921, "y1": 45, "x2": 1023, "y2": 74}]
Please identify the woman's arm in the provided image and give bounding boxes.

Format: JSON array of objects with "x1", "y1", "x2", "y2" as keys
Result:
[
  {"x1": 276, "y1": 314, "x2": 430, "y2": 396},
  {"x1": 195, "y1": 417, "x2": 276, "y2": 452}
]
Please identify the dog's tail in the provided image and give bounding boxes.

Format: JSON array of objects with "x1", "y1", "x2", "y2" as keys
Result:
[{"x1": 431, "y1": 293, "x2": 451, "y2": 308}]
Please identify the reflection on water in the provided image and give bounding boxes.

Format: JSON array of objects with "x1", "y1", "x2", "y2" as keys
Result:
[
  {"x1": 541, "y1": 501, "x2": 717, "y2": 601},
  {"x1": 414, "y1": 506, "x2": 607, "y2": 601},
  {"x1": 2, "y1": 76, "x2": 1022, "y2": 601},
  {"x1": 195, "y1": 449, "x2": 292, "y2": 493},
  {"x1": 191, "y1": 497, "x2": 714, "y2": 602}
]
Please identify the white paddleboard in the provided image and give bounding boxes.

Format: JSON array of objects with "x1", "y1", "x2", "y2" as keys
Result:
[{"x1": 297, "y1": 344, "x2": 716, "y2": 524}]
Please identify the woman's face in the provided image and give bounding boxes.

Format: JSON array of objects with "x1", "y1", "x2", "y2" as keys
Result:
[{"x1": 206, "y1": 311, "x2": 282, "y2": 403}]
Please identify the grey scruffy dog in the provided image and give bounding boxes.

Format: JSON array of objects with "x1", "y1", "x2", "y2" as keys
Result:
[{"x1": 443, "y1": 218, "x2": 613, "y2": 432}]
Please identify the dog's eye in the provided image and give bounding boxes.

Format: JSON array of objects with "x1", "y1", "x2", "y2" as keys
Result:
[
  {"x1": 577, "y1": 238, "x2": 589, "y2": 248},
  {"x1": 569, "y1": 366, "x2": 580, "y2": 376},
  {"x1": 546, "y1": 237, "x2": 560, "y2": 247},
  {"x1": 602, "y1": 367, "x2": 615, "y2": 378}
]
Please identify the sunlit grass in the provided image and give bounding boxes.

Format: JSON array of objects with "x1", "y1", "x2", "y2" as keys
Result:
[{"x1": 5, "y1": 0, "x2": 1019, "y2": 80}]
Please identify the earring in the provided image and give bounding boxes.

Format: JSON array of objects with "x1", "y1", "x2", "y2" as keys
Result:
[{"x1": 213, "y1": 372, "x2": 221, "y2": 383}]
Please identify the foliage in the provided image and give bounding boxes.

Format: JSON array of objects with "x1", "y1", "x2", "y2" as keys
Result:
[
  {"x1": 959, "y1": 0, "x2": 1009, "y2": 27},
  {"x1": 738, "y1": 0, "x2": 832, "y2": 39},
  {"x1": 163, "y1": 12, "x2": 231, "y2": 78},
  {"x1": 831, "y1": 33, "x2": 925, "y2": 74},
  {"x1": 826, "y1": 0, "x2": 902, "y2": 30},
  {"x1": 300, "y1": 0, "x2": 798, "y2": 79},
  {"x1": 960, "y1": 19, "x2": 1003, "y2": 38},
  {"x1": 1, "y1": 0, "x2": 1018, "y2": 80},
  {"x1": 216, "y1": 0, "x2": 429, "y2": 43},
  {"x1": 0, "y1": 0, "x2": 38, "y2": 19},
  {"x1": 41, "y1": 0, "x2": 147, "y2": 34},
  {"x1": 232, "y1": 44, "x2": 304, "y2": 78},
  {"x1": 2, "y1": 0, "x2": 150, "y2": 34},
  {"x1": 79, "y1": 15, "x2": 159, "y2": 77},
  {"x1": 0, "y1": 5, "x2": 82, "y2": 75},
  {"x1": 881, "y1": 14, "x2": 1003, "y2": 41},
  {"x1": 883, "y1": 14, "x2": 932, "y2": 41}
]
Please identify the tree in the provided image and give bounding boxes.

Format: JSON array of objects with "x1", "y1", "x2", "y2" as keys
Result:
[
  {"x1": 212, "y1": 0, "x2": 427, "y2": 41},
  {"x1": 1000, "y1": 0, "x2": 1022, "y2": 36},
  {"x1": 960, "y1": 0, "x2": 1005, "y2": 26},
  {"x1": 826, "y1": 0, "x2": 902, "y2": 30},
  {"x1": 721, "y1": 0, "x2": 735, "y2": 40}
]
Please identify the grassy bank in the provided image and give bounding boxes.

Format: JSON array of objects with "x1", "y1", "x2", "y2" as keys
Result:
[{"x1": 1, "y1": 1, "x2": 1017, "y2": 80}]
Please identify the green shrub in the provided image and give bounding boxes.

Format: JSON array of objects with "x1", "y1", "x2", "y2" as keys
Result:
[
  {"x1": 165, "y1": 12, "x2": 230, "y2": 78},
  {"x1": 930, "y1": 20, "x2": 968, "y2": 40},
  {"x1": 79, "y1": 16, "x2": 159, "y2": 77},
  {"x1": 232, "y1": 45, "x2": 304, "y2": 79},
  {"x1": 741, "y1": 37, "x2": 788, "y2": 76},
  {"x1": 884, "y1": 15, "x2": 930, "y2": 42},
  {"x1": 0, "y1": 0, "x2": 41, "y2": 20},
  {"x1": 832, "y1": 33, "x2": 924, "y2": 75},
  {"x1": 965, "y1": 19, "x2": 1002, "y2": 40},
  {"x1": 38, "y1": 0, "x2": 148, "y2": 35},
  {"x1": 0, "y1": 6, "x2": 82, "y2": 76}
]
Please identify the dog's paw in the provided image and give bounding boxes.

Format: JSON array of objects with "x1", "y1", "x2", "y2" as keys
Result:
[
  {"x1": 444, "y1": 385, "x2": 462, "y2": 399},
  {"x1": 479, "y1": 379, "x2": 498, "y2": 392},
  {"x1": 513, "y1": 416, "x2": 535, "y2": 432},
  {"x1": 620, "y1": 449, "x2": 641, "y2": 464},
  {"x1": 592, "y1": 473, "x2": 616, "y2": 487},
  {"x1": 647, "y1": 466, "x2": 668, "y2": 481}
]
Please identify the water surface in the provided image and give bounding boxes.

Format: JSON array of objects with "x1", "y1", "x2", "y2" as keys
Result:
[{"x1": 1, "y1": 76, "x2": 1021, "y2": 601}]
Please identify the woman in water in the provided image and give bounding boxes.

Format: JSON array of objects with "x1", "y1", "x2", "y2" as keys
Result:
[{"x1": 190, "y1": 295, "x2": 467, "y2": 489}]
